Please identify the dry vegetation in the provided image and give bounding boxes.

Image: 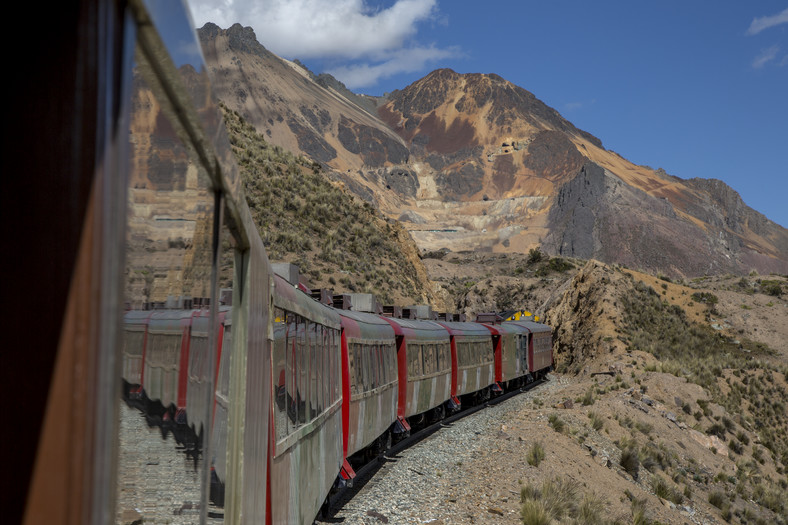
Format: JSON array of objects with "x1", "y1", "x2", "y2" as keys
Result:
[
  {"x1": 426, "y1": 253, "x2": 787, "y2": 525},
  {"x1": 221, "y1": 104, "x2": 437, "y2": 306}
]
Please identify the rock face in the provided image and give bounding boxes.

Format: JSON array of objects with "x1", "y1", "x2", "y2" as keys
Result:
[{"x1": 198, "y1": 24, "x2": 788, "y2": 278}]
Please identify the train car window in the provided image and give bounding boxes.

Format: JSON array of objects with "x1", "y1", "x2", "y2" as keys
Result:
[
  {"x1": 421, "y1": 344, "x2": 432, "y2": 375},
  {"x1": 273, "y1": 310, "x2": 288, "y2": 440},
  {"x1": 355, "y1": 343, "x2": 364, "y2": 392},
  {"x1": 358, "y1": 344, "x2": 365, "y2": 392},
  {"x1": 116, "y1": 20, "x2": 225, "y2": 521},
  {"x1": 372, "y1": 345, "x2": 380, "y2": 389},
  {"x1": 322, "y1": 327, "x2": 329, "y2": 409},
  {"x1": 189, "y1": 335, "x2": 208, "y2": 381},
  {"x1": 364, "y1": 345, "x2": 372, "y2": 391},
  {"x1": 407, "y1": 343, "x2": 421, "y2": 377},
  {"x1": 331, "y1": 330, "x2": 339, "y2": 402},
  {"x1": 286, "y1": 316, "x2": 297, "y2": 432},
  {"x1": 391, "y1": 343, "x2": 397, "y2": 382},
  {"x1": 377, "y1": 345, "x2": 385, "y2": 385},
  {"x1": 348, "y1": 341, "x2": 356, "y2": 395},
  {"x1": 299, "y1": 318, "x2": 310, "y2": 424},
  {"x1": 378, "y1": 345, "x2": 384, "y2": 386},
  {"x1": 309, "y1": 322, "x2": 318, "y2": 418},
  {"x1": 353, "y1": 343, "x2": 360, "y2": 392},
  {"x1": 379, "y1": 345, "x2": 386, "y2": 385},
  {"x1": 121, "y1": 329, "x2": 145, "y2": 385}
]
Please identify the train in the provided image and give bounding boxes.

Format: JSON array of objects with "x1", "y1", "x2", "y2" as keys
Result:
[
  {"x1": 119, "y1": 270, "x2": 553, "y2": 524},
  {"x1": 13, "y1": 2, "x2": 552, "y2": 525}
]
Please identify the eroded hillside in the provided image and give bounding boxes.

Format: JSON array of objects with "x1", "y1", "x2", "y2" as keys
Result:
[
  {"x1": 221, "y1": 104, "x2": 442, "y2": 308},
  {"x1": 424, "y1": 253, "x2": 788, "y2": 524},
  {"x1": 198, "y1": 23, "x2": 788, "y2": 278}
]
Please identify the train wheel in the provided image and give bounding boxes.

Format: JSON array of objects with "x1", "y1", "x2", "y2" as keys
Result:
[
  {"x1": 430, "y1": 404, "x2": 445, "y2": 424},
  {"x1": 377, "y1": 431, "x2": 392, "y2": 457}
]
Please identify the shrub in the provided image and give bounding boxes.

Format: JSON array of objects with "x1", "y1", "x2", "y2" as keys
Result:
[
  {"x1": 651, "y1": 476, "x2": 683, "y2": 504},
  {"x1": 620, "y1": 448, "x2": 640, "y2": 480},
  {"x1": 707, "y1": 423, "x2": 726, "y2": 439},
  {"x1": 520, "y1": 499, "x2": 551, "y2": 525},
  {"x1": 527, "y1": 441, "x2": 546, "y2": 467},
  {"x1": 581, "y1": 388, "x2": 595, "y2": 406},
  {"x1": 548, "y1": 414, "x2": 565, "y2": 433},
  {"x1": 691, "y1": 291, "x2": 719, "y2": 305},
  {"x1": 708, "y1": 491, "x2": 726, "y2": 509},
  {"x1": 588, "y1": 412, "x2": 604, "y2": 431}
]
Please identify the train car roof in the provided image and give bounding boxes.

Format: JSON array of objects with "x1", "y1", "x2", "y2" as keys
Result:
[
  {"x1": 435, "y1": 321, "x2": 493, "y2": 338},
  {"x1": 272, "y1": 272, "x2": 341, "y2": 330},
  {"x1": 505, "y1": 320, "x2": 552, "y2": 334},
  {"x1": 480, "y1": 321, "x2": 531, "y2": 336},
  {"x1": 338, "y1": 309, "x2": 396, "y2": 341},
  {"x1": 191, "y1": 305, "x2": 232, "y2": 334},
  {"x1": 147, "y1": 309, "x2": 195, "y2": 332},
  {"x1": 382, "y1": 317, "x2": 450, "y2": 342},
  {"x1": 123, "y1": 310, "x2": 154, "y2": 324}
]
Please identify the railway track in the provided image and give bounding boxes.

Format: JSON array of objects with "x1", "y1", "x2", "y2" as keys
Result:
[{"x1": 321, "y1": 377, "x2": 548, "y2": 519}]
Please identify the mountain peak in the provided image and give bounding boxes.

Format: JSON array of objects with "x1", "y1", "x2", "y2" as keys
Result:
[{"x1": 198, "y1": 25, "x2": 788, "y2": 277}]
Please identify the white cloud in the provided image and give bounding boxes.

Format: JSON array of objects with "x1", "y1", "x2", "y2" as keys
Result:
[
  {"x1": 187, "y1": 0, "x2": 439, "y2": 59},
  {"x1": 186, "y1": 0, "x2": 455, "y2": 87},
  {"x1": 327, "y1": 44, "x2": 460, "y2": 89},
  {"x1": 746, "y1": 7, "x2": 788, "y2": 35},
  {"x1": 752, "y1": 45, "x2": 780, "y2": 68}
]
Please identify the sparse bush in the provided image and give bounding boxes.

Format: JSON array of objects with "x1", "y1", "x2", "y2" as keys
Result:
[
  {"x1": 588, "y1": 411, "x2": 604, "y2": 431},
  {"x1": 527, "y1": 441, "x2": 545, "y2": 467},
  {"x1": 581, "y1": 388, "x2": 595, "y2": 406},
  {"x1": 520, "y1": 477, "x2": 579, "y2": 522},
  {"x1": 620, "y1": 448, "x2": 640, "y2": 480},
  {"x1": 548, "y1": 414, "x2": 565, "y2": 433},
  {"x1": 707, "y1": 423, "x2": 727, "y2": 439},
  {"x1": 708, "y1": 491, "x2": 726, "y2": 509},
  {"x1": 635, "y1": 421, "x2": 653, "y2": 435},
  {"x1": 527, "y1": 248, "x2": 543, "y2": 264},
  {"x1": 651, "y1": 476, "x2": 683, "y2": 504},
  {"x1": 760, "y1": 280, "x2": 783, "y2": 297},
  {"x1": 520, "y1": 499, "x2": 550, "y2": 525}
]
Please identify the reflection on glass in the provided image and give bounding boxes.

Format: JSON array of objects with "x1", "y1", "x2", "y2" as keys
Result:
[{"x1": 115, "y1": 54, "x2": 223, "y2": 524}]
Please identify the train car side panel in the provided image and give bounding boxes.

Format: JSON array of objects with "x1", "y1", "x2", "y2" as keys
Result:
[{"x1": 270, "y1": 275, "x2": 343, "y2": 525}]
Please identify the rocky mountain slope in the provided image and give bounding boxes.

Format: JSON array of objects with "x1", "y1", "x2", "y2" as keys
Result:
[
  {"x1": 220, "y1": 104, "x2": 440, "y2": 308},
  {"x1": 420, "y1": 251, "x2": 788, "y2": 524},
  {"x1": 198, "y1": 23, "x2": 788, "y2": 279}
]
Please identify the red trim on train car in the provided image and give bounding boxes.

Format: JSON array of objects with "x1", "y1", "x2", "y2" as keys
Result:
[
  {"x1": 340, "y1": 459, "x2": 356, "y2": 481},
  {"x1": 448, "y1": 333, "x2": 458, "y2": 402},
  {"x1": 480, "y1": 324, "x2": 504, "y2": 392},
  {"x1": 394, "y1": 334, "x2": 408, "y2": 424},
  {"x1": 176, "y1": 314, "x2": 194, "y2": 413},
  {"x1": 340, "y1": 328, "x2": 351, "y2": 459}
]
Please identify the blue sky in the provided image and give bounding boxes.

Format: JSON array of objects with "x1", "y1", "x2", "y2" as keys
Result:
[{"x1": 187, "y1": 1, "x2": 788, "y2": 228}]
